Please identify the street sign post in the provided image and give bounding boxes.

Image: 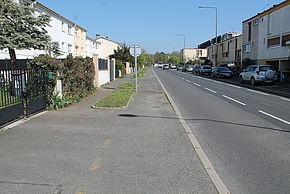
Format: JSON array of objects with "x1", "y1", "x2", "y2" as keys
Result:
[{"x1": 129, "y1": 45, "x2": 142, "y2": 93}]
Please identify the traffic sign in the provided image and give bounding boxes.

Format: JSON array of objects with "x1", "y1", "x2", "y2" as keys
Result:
[{"x1": 129, "y1": 45, "x2": 142, "y2": 57}]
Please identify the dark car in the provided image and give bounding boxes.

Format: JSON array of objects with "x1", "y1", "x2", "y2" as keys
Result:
[
  {"x1": 176, "y1": 65, "x2": 184, "y2": 71},
  {"x1": 211, "y1": 67, "x2": 233, "y2": 78},
  {"x1": 192, "y1": 65, "x2": 201, "y2": 75}
]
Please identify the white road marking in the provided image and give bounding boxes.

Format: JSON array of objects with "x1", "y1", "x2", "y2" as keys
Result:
[
  {"x1": 259, "y1": 110, "x2": 290, "y2": 125},
  {"x1": 153, "y1": 69, "x2": 230, "y2": 194},
  {"x1": 204, "y1": 88, "x2": 217, "y2": 94},
  {"x1": 181, "y1": 77, "x2": 185, "y2": 80},
  {"x1": 186, "y1": 80, "x2": 191, "y2": 83},
  {"x1": 226, "y1": 84, "x2": 241, "y2": 89},
  {"x1": 281, "y1": 97, "x2": 290, "y2": 102},
  {"x1": 222, "y1": 95, "x2": 246, "y2": 106},
  {"x1": 193, "y1": 83, "x2": 201, "y2": 87},
  {"x1": 246, "y1": 89, "x2": 269, "y2": 96}
]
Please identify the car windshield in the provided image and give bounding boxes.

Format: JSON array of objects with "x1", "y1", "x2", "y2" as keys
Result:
[
  {"x1": 219, "y1": 67, "x2": 230, "y2": 71},
  {"x1": 259, "y1": 66, "x2": 274, "y2": 71},
  {"x1": 203, "y1": 67, "x2": 212, "y2": 69}
]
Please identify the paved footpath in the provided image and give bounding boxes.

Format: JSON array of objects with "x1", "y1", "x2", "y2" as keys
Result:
[{"x1": 0, "y1": 69, "x2": 217, "y2": 194}]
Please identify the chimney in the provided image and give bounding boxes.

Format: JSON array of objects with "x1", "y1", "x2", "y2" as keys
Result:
[
  {"x1": 96, "y1": 34, "x2": 100, "y2": 39},
  {"x1": 106, "y1": 36, "x2": 109, "y2": 39}
]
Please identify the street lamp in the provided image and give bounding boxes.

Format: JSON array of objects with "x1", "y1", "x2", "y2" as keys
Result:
[
  {"x1": 198, "y1": 6, "x2": 218, "y2": 65},
  {"x1": 176, "y1": 34, "x2": 186, "y2": 62}
]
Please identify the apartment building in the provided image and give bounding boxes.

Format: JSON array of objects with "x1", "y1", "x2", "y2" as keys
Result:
[
  {"x1": 96, "y1": 35, "x2": 120, "y2": 59},
  {"x1": 243, "y1": 0, "x2": 290, "y2": 73},
  {"x1": 180, "y1": 48, "x2": 207, "y2": 63},
  {"x1": 86, "y1": 37, "x2": 100, "y2": 58},
  {"x1": 199, "y1": 32, "x2": 242, "y2": 66},
  {"x1": 74, "y1": 25, "x2": 87, "y2": 57},
  {"x1": 0, "y1": 0, "x2": 88, "y2": 59}
]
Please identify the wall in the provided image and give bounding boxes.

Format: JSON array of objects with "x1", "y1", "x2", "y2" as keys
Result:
[
  {"x1": 98, "y1": 70, "x2": 110, "y2": 86},
  {"x1": 97, "y1": 38, "x2": 119, "y2": 59},
  {"x1": 74, "y1": 26, "x2": 87, "y2": 57}
]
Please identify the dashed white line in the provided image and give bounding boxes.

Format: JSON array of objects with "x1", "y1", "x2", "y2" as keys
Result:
[
  {"x1": 222, "y1": 95, "x2": 246, "y2": 106},
  {"x1": 181, "y1": 77, "x2": 185, "y2": 80},
  {"x1": 186, "y1": 80, "x2": 191, "y2": 83},
  {"x1": 193, "y1": 83, "x2": 201, "y2": 87},
  {"x1": 204, "y1": 88, "x2": 217, "y2": 94},
  {"x1": 246, "y1": 89, "x2": 269, "y2": 96},
  {"x1": 281, "y1": 97, "x2": 290, "y2": 102},
  {"x1": 259, "y1": 110, "x2": 290, "y2": 125}
]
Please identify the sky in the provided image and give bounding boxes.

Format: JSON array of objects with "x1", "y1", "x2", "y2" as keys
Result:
[{"x1": 38, "y1": 0, "x2": 283, "y2": 54}]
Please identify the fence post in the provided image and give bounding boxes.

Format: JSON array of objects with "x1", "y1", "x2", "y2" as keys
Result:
[
  {"x1": 112, "y1": 58, "x2": 116, "y2": 81},
  {"x1": 93, "y1": 54, "x2": 100, "y2": 88}
]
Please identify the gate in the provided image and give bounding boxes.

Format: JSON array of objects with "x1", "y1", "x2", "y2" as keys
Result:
[
  {"x1": 110, "y1": 59, "x2": 114, "y2": 81},
  {"x1": 0, "y1": 68, "x2": 48, "y2": 126}
]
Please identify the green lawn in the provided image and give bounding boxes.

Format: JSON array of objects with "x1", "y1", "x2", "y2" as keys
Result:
[
  {"x1": 118, "y1": 82, "x2": 136, "y2": 89},
  {"x1": 94, "y1": 89, "x2": 134, "y2": 108},
  {"x1": 131, "y1": 68, "x2": 147, "y2": 79}
]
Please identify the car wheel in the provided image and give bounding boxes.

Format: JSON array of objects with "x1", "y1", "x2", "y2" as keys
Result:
[
  {"x1": 251, "y1": 77, "x2": 256, "y2": 86},
  {"x1": 211, "y1": 73, "x2": 214, "y2": 77},
  {"x1": 239, "y1": 76, "x2": 244, "y2": 84},
  {"x1": 217, "y1": 74, "x2": 220, "y2": 79}
]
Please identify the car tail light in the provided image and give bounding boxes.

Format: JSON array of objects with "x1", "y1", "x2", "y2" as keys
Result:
[{"x1": 256, "y1": 71, "x2": 260, "y2": 75}]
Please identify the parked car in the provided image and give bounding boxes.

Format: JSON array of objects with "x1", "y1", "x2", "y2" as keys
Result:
[
  {"x1": 182, "y1": 65, "x2": 189, "y2": 72},
  {"x1": 186, "y1": 65, "x2": 194, "y2": 72},
  {"x1": 162, "y1": 64, "x2": 169, "y2": 70},
  {"x1": 239, "y1": 65, "x2": 277, "y2": 85},
  {"x1": 192, "y1": 65, "x2": 201, "y2": 75},
  {"x1": 169, "y1": 64, "x2": 177, "y2": 69},
  {"x1": 200, "y1": 65, "x2": 212, "y2": 75},
  {"x1": 212, "y1": 67, "x2": 233, "y2": 78},
  {"x1": 176, "y1": 65, "x2": 184, "y2": 71},
  {"x1": 158, "y1": 64, "x2": 163, "y2": 68}
]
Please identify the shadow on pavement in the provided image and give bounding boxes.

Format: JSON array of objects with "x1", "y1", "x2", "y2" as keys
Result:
[{"x1": 118, "y1": 113, "x2": 289, "y2": 133}]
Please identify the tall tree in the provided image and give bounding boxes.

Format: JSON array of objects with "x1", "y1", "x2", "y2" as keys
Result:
[
  {"x1": 109, "y1": 43, "x2": 133, "y2": 64},
  {"x1": 0, "y1": 0, "x2": 51, "y2": 66}
]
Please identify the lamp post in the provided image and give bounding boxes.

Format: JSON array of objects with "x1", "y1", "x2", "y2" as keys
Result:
[
  {"x1": 198, "y1": 6, "x2": 218, "y2": 65},
  {"x1": 176, "y1": 34, "x2": 186, "y2": 63}
]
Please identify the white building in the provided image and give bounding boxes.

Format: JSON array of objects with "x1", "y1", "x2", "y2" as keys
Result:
[
  {"x1": 180, "y1": 48, "x2": 208, "y2": 63},
  {"x1": 96, "y1": 35, "x2": 120, "y2": 59},
  {"x1": 0, "y1": 0, "x2": 80, "y2": 59},
  {"x1": 242, "y1": 0, "x2": 290, "y2": 73},
  {"x1": 86, "y1": 37, "x2": 100, "y2": 58}
]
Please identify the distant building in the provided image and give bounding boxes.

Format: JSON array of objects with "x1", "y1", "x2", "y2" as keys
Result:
[
  {"x1": 74, "y1": 25, "x2": 87, "y2": 57},
  {"x1": 86, "y1": 36, "x2": 100, "y2": 58},
  {"x1": 96, "y1": 35, "x2": 120, "y2": 59},
  {"x1": 180, "y1": 48, "x2": 207, "y2": 63},
  {"x1": 242, "y1": 0, "x2": 290, "y2": 73}
]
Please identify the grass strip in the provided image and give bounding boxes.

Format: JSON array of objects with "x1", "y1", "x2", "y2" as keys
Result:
[
  {"x1": 131, "y1": 68, "x2": 147, "y2": 79},
  {"x1": 118, "y1": 82, "x2": 136, "y2": 89},
  {"x1": 94, "y1": 89, "x2": 134, "y2": 108}
]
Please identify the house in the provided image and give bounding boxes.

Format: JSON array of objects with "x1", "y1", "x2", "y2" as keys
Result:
[
  {"x1": 96, "y1": 35, "x2": 120, "y2": 59},
  {"x1": 0, "y1": 0, "x2": 88, "y2": 59},
  {"x1": 74, "y1": 25, "x2": 87, "y2": 57},
  {"x1": 242, "y1": 0, "x2": 290, "y2": 75},
  {"x1": 86, "y1": 37, "x2": 100, "y2": 58},
  {"x1": 180, "y1": 48, "x2": 207, "y2": 63},
  {"x1": 198, "y1": 32, "x2": 242, "y2": 66}
]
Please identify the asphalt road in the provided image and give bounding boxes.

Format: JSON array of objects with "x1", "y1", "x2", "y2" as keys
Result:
[{"x1": 155, "y1": 68, "x2": 290, "y2": 194}]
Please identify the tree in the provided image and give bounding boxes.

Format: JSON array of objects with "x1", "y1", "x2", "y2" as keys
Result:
[
  {"x1": 45, "y1": 41, "x2": 62, "y2": 58},
  {"x1": 0, "y1": 0, "x2": 51, "y2": 66},
  {"x1": 109, "y1": 43, "x2": 133, "y2": 64},
  {"x1": 168, "y1": 56, "x2": 180, "y2": 64}
]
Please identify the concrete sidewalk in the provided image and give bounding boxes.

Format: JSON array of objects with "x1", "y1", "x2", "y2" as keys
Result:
[{"x1": 0, "y1": 68, "x2": 217, "y2": 193}]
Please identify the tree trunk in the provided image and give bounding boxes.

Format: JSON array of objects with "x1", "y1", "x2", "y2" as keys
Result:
[{"x1": 8, "y1": 48, "x2": 17, "y2": 67}]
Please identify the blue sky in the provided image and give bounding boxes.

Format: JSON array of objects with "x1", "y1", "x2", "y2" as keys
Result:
[{"x1": 38, "y1": 0, "x2": 283, "y2": 54}]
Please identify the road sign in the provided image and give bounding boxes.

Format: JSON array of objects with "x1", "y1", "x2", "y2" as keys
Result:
[{"x1": 129, "y1": 45, "x2": 142, "y2": 57}]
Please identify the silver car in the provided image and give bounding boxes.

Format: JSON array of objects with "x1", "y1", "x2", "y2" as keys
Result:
[{"x1": 239, "y1": 65, "x2": 277, "y2": 85}]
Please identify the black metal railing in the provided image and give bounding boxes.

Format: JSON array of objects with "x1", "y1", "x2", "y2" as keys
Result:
[{"x1": 98, "y1": 59, "x2": 108, "y2": 70}]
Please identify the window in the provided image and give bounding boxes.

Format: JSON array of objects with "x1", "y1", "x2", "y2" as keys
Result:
[
  {"x1": 62, "y1": 22, "x2": 65, "y2": 32},
  {"x1": 268, "y1": 37, "x2": 280, "y2": 48},
  {"x1": 68, "y1": 44, "x2": 72, "y2": 53},
  {"x1": 68, "y1": 26, "x2": 72, "y2": 35},
  {"x1": 62, "y1": 42, "x2": 65, "y2": 52},
  {"x1": 282, "y1": 34, "x2": 290, "y2": 46},
  {"x1": 244, "y1": 44, "x2": 251, "y2": 53},
  {"x1": 248, "y1": 22, "x2": 252, "y2": 41},
  {"x1": 253, "y1": 19, "x2": 259, "y2": 25}
]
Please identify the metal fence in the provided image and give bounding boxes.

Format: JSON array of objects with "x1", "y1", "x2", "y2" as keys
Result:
[
  {"x1": 0, "y1": 68, "x2": 48, "y2": 126},
  {"x1": 98, "y1": 59, "x2": 108, "y2": 70}
]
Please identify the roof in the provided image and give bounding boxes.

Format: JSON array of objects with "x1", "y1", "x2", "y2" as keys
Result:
[
  {"x1": 243, "y1": 0, "x2": 290, "y2": 23},
  {"x1": 96, "y1": 37, "x2": 120, "y2": 45},
  {"x1": 35, "y1": 2, "x2": 87, "y2": 31}
]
